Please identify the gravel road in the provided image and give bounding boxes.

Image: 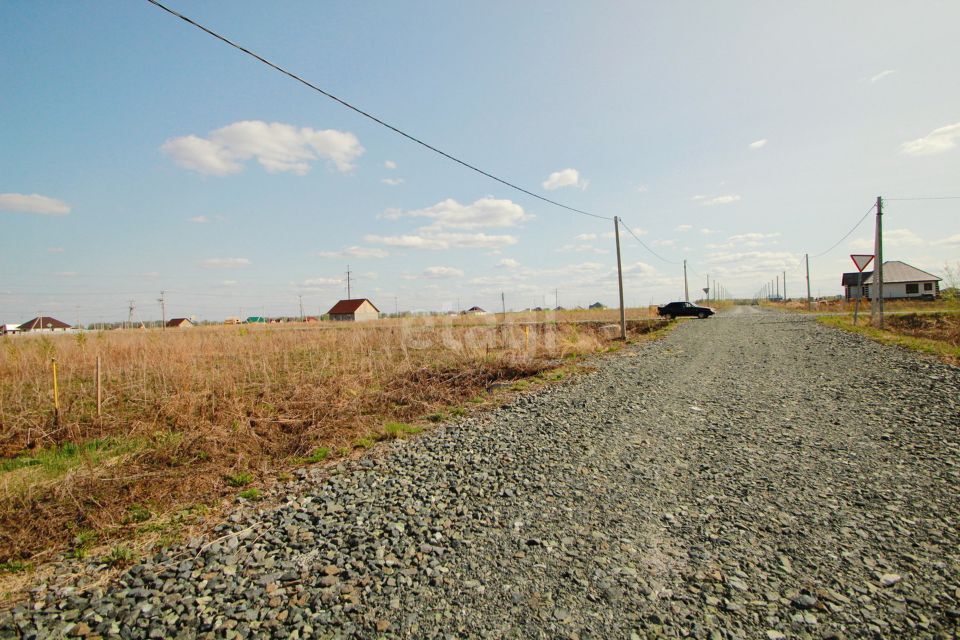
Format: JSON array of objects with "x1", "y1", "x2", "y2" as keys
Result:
[{"x1": 4, "y1": 307, "x2": 959, "y2": 639}]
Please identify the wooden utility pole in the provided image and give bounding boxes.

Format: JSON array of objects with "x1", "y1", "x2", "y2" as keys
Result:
[
  {"x1": 783, "y1": 271, "x2": 786, "y2": 300},
  {"x1": 683, "y1": 259, "x2": 689, "y2": 302},
  {"x1": 805, "y1": 253, "x2": 811, "y2": 311},
  {"x1": 298, "y1": 295, "x2": 304, "y2": 322},
  {"x1": 614, "y1": 216, "x2": 626, "y2": 340},
  {"x1": 159, "y1": 291, "x2": 166, "y2": 330},
  {"x1": 501, "y1": 291, "x2": 506, "y2": 318},
  {"x1": 874, "y1": 196, "x2": 884, "y2": 328}
]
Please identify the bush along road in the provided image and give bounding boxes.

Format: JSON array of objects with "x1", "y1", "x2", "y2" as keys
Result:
[{"x1": 3, "y1": 306, "x2": 959, "y2": 639}]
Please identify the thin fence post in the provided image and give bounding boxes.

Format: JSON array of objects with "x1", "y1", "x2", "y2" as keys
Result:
[
  {"x1": 96, "y1": 355, "x2": 102, "y2": 419},
  {"x1": 51, "y1": 357, "x2": 60, "y2": 425}
]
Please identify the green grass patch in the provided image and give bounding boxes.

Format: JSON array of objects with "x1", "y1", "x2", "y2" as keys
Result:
[
  {"x1": 105, "y1": 545, "x2": 134, "y2": 567},
  {"x1": 238, "y1": 488, "x2": 261, "y2": 500},
  {"x1": 468, "y1": 395, "x2": 485, "y2": 404},
  {"x1": 818, "y1": 316, "x2": 960, "y2": 361},
  {"x1": 0, "y1": 560, "x2": 30, "y2": 574},
  {"x1": 304, "y1": 447, "x2": 330, "y2": 464},
  {"x1": 425, "y1": 412, "x2": 446, "y2": 423},
  {"x1": 225, "y1": 472, "x2": 253, "y2": 487},
  {"x1": 353, "y1": 436, "x2": 376, "y2": 449},
  {"x1": 383, "y1": 422, "x2": 422, "y2": 439},
  {"x1": 126, "y1": 504, "x2": 152, "y2": 524},
  {"x1": 0, "y1": 437, "x2": 144, "y2": 480}
]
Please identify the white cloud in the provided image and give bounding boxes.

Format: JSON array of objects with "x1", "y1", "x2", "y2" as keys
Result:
[
  {"x1": 557, "y1": 244, "x2": 609, "y2": 254},
  {"x1": 542, "y1": 168, "x2": 587, "y2": 191},
  {"x1": 652, "y1": 239, "x2": 676, "y2": 247},
  {"x1": 932, "y1": 233, "x2": 960, "y2": 246},
  {"x1": 365, "y1": 232, "x2": 517, "y2": 250},
  {"x1": 850, "y1": 228, "x2": 924, "y2": 251},
  {"x1": 693, "y1": 194, "x2": 741, "y2": 206},
  {"x1": 47, "y1": 247, "x2": 64, "y2": 253},
  {"x1": 498, "y1": 258, "x2": 521, "y2": 269},
  {"x1": 316, "y1": 246, "x2": 389, "y2": 259},
  {"x1": 381, "y1": 178, "x2": 405, "y2": 186},
  {"x1": 222, "y1": 280, "x2": 238, "y2": 286},
  {"x1": 162, "y1": 120, "x2": 364, "y2": 175},
  {"x1": 707, "y1": 232, "x2": 780, "y2": 250},
  {"x1": 675, "y1": 224, "x2": 693, "y2": 232},
  {"x1": 749, "y1": 139, "x2": 768, "y2": 149},
  {"x1": 700, "y1": 228, "x2": 717, "y2": 235},
  {"x1": 384, "y1": 160, "x2": 397, "y2": 170},
  {"x1": 302, "y1": 277, "x2": 341, "y2": 288},
  {"x1": 706, "y1": 250, "x2": 799, "y2": 273},
  {"x1": 902, "y1": 122, "x2": 960, "y2": 156},
  {"x1": 201, "y1": 257, "x2": 251, "y2": 268},
  {"x1": 187, "y1": 215, "x2": 210, "y2": 223},
  {"x1": 575, "y1": 233, "x2": 597, "y2": 241},
  {"x1": 868, "y1": 69, "x2": 895, "y2": 83},
  {"x1": 384, "y1": 197, "x2": 531, "y2": 230},
  {"x1": 0, "y1": 193, "x2": 71, "y2": 215},
  {"x1": 138, "y1": 271, "x2": 159, "y2": 278},
  {"x1": 637, "y1": 184, "x2": 649, "y2": 193},
  {"x1": 422, "y1": 266, "x2": 464, "y2": 279}
]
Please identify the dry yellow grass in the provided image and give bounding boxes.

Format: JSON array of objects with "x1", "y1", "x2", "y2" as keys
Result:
[{"x1": 0, "y1": 316, "x2": 663, "y2": 566}]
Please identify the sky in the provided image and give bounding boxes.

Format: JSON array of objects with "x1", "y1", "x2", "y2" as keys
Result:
[{"x1": 2, "y1": 1, "x2": 959, "y2": 324}]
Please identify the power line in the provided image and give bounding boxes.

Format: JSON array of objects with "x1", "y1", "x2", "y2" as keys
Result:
[
  {"x1": 809, "y1": 202, "x2": 876, "y2": 259},
  {"x1": 145, "y1": 0, "x2": 612, "y2": 222},
  {"x1": 617, "y1": 219, "x2": 682, "y2": 265},
  {"x1": 884, "y1": 196, "x2": 960, "y2": 201}
]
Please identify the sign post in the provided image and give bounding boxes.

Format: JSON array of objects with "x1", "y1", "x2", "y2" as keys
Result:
[{"x1": 850, "y1": 254, "x2": 874, "y2": 326}]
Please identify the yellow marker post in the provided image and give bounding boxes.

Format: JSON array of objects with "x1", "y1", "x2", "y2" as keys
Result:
[{"x1": 51, "y1": 358, "x2": 61, "y2": 423}]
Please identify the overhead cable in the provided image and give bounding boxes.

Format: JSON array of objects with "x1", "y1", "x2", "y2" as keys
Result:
[
  {"x1": 809, "y1": 203, "x2": 876, "y2": 258},
  {"x1": 145, "y1": 0, "x2": 612, "y2": 221},
  {"x1": 618, "y1": 219, "x2": 682, "y2": 265}
]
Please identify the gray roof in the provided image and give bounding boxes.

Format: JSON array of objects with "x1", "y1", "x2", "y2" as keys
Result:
[
  {"x1": 861, "y1": 261, "x2": 940, "y2": 285},
  {"x1": 841, "y1": 271, "x2": 872, "y2": 286}
]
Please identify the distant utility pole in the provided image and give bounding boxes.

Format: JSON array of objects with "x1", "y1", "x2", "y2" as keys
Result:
[
  {"x1": 345, "y1": 265, "x2": 353, "y2": 299},
  {"x1": 76, "y1": 306, "x2": 81, "y2": 331},
  {"x1": 554, "y1": 288, "x2": 559, "y2": 310},
  {"x1": 128, "y1": 300, "x2": 135, "y2": 330},
  {"x1": 158, "y1": 291, "x2": 166, "y2": 330},
  {"x1": 683, "y1": 259, "x2": 689, "y2": 302},
  {"x1": 706, "y1": 274, "x2": 710, "y2": 301},
  {"x1": 501, "y1": 291, "x2": 506, "y2": 318},
  {"x1": 614, "y1": 216, "x2": 626, "y2": 340},
  {"x1": 783, "y1": 271, "x2": 787, "y2": 300},
  {"x1": 805, "y1": 253, "x2": 811, "y2": 311},
  {"x1": 874, "y1": 196, "x2": 885, "y2": 328},
  {"x1": 298, "y1": 295, "x2": 304, "y2": 322},
  {"x1": 776, "y1": 276, "x2": 779, "y2": 299}
]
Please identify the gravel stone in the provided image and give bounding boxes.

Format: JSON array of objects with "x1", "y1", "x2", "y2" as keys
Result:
[{"x1": 2, "y1": 307, "x2": 958, "y2": 638}]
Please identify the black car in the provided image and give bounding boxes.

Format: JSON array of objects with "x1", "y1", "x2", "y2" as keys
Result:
[{"x1": 656, "y1": 301, "x2": 715, "y2": 319}]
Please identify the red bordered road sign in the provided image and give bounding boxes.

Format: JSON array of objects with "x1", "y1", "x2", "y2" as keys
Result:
[{"x1": 850, "y1": 254, "x2": 874, "y2": 272}]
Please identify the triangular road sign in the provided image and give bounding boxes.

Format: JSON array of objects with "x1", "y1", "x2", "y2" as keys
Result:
[{"x1": 850, "y1": 254, "x2": 874, "y2": 272}]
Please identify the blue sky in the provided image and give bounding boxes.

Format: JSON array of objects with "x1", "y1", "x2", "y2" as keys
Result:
[{"x1": 2, "y1": 1, "x2": 959, "y2": 323}]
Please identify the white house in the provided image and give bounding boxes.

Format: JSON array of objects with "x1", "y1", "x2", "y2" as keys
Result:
[
  {"x1": 842, "y1": 261, "x2": 941, "y2": 300},
  {"x1": 1, "y1": 323, "x2": 21, "y2": 335}
]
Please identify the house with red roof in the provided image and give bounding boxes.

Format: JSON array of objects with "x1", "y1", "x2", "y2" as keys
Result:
[{"x1": 326, "y1": 299, "x2": 380, "y2": 322}]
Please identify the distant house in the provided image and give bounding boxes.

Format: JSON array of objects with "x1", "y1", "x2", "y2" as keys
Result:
[
  {"x1": 465, "y1": 306, "x2": 488, "y2": 316},
  {"x1": 245, "y1": 316, "x2": 267, "y2": 324},
  {"x1": 17, "y1": 316, "x2": 72, "y2": 332},
  {"x1": 327, "y1": 299, "x2": 380, "y2": 322},
  {"x1": 1, "y1": 324, "x2": 21, "y2": 335},
  {"x1": 224, "y1": 317, "x2": 242, "y2": 325},
  {"x1": 842, "y1": 261, "x2": 941, "y2": 300},
  {"x1": 166, "y1": 318, "x2": 193, "y2": 328},
  {"x1": 589, "y1": 302, "x2": 606, "y2": 310}
]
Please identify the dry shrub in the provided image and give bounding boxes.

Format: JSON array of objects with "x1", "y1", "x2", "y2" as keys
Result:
[
  {"x1": 886, "y1": 313, "x2": 960, "y2": 347},
  {"x1": 0, "y1": 319, "x2": 651, "y2": 562}
]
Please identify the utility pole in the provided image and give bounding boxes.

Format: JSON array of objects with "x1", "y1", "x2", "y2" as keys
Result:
[
  {"x1": 874, "y1": 196, "x2": 884, "y2": 328},
  {"x1": 345, "y1": 265, "x2": 352, "y2": 299},
  {"x1": 128, "y1": 300, "x2": 135, "y2": 330},
  {"x1": 776, "y1": 276, "x2": 779, "y2": 299},
  {"x1": 501, "y1": 291, "x2": 506, "y2": 318},
  {"x1": 706, "y1": 274, "x2": 710, "y2": 302},
  {"x1": 554, "y1": 288, "x2": 559, "y2": 310},
  {"x1": 683, "y1": 259, "x2": 689, "y2": 302},
  {"x1": 805, "y1": 253, "x2": 811, "y2": 311},
  {"x1": 298, "y1": 294, "x2": 304, "y2": 322},
  {"x1": 158, "y1": 291, "x2": 166, "y2": 330},
  {"x1": 614, "y1": 216, "x2": 626, "y2": 340},
  {"x1": 783, "y1": 271, "x2": 786, "y2": 300}
]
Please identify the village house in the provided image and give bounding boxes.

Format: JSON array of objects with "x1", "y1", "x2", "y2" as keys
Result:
[
  {"x1": 841, "y1": 261, "x2": 941, "y2": 301},
  {"x1": 166, "y1": 318, "x2": 194, "y2": 328},
  {"x1": 327, "y1": 299, "x2": 380, "y2": 322},
  {"x1": 464, "y1": 306, "x2": 488, "y2": 316},
  {"x1": 16, "y1": 316, "x2": 73, "y2": 332},
  {"x1": 1, "y1": 324, "x2": 21, "y2": 335}
]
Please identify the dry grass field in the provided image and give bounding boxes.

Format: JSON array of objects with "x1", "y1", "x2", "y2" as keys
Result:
[{"x1": 0, "y1": 312, "x2": 665, "y2": 570}]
